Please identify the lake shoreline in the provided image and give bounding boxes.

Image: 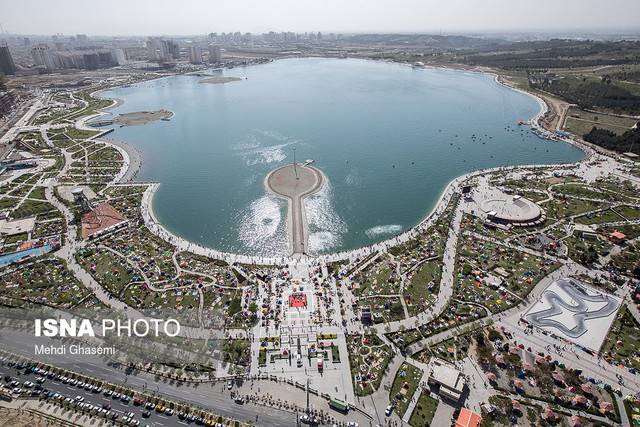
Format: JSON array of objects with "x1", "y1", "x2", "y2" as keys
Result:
[{"x1": 87, "y1": 58, "x2": 593, "y2": 262}]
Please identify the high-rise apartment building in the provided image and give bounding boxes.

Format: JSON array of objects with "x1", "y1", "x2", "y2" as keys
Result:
[
  {"x1": 208, "y1": 45, "x2": 221, "y2": 63},
  {"x1": 0, "y1": 43, "x2": 16, "y2": 75}
]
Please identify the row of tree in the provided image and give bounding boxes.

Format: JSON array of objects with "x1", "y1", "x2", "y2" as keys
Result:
[{"x1": 583, "y1": 126, "x2": 640, "y2": 155}]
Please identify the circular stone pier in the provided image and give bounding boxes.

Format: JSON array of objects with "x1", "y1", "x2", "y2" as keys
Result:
[{"x1": 266, "y1": 163, "x2": 324, "y2": 254}]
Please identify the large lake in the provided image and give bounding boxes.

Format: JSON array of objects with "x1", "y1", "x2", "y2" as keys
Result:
[{"x1": 100, "y1": 58, "x2": 584, "y2": 256}]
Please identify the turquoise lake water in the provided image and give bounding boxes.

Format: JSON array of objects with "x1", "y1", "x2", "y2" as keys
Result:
[{"x1": 100, "y1": 58, "x2": 584, "y2": 256}]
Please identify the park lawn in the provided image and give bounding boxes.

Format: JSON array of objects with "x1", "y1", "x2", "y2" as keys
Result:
[
  {"x1": 354, "y1": 258, "x2": 398, "y2": 297},
  {"x1": 65, "y1": 127, "x2": 100, "y2": 140},
  {"x1": 388, "y1": 328, "x2": 423, "y2": 348},
  {"x1": 611, "y1": 245, "x2": 640, "y2": 276},
  {"x1": 564, "y1": 235, "x2": 612, "y2": 265},
  {"x1": 0, "y1": 197, "x2": 18, "y2": 210},
  {"x1": 566, "y1": 107, "x2": 638, "y2": 130},
  {"x1": 576, "y1": 208, "x2": 625, "y2": 225},
  {"x1": 565, "y1": 116, "x2": 633, "y2": 137},
  {"x1": 27, "y1": 186, "x2": 47, "y2": 200},
  {"x1": 348, "y1": 334, "x2": 394, "y2": 396},
  {"x1": 88, "y1": 147, "x2": 123, "y2": 162},
  {"x1": 430, "y1": 334, "x2": 472, "y2": 363},
  {"x1": 12, "y1": 200, "x2": 56, "y2": 219},
  {"x1": 409, "y1": 393, "x2": 438, "y2": 427},
  {"x1": 617, "y1": 205, "x2": 640, "y2": 220},
  {"x1": 367, "y1": 296, "x2": 406, "y2": 322},
  {"x1": 405, "y1": 260, "x2": 440, "y2": 316},
  {"x1": 543, "y1": 198, "x2": 604, "y2": 220},
  {"x1": 593, "y1": 179, "x2": 640, "y2": 201},
  {"x1": 123, "y1": 285, "x2": 199, "y2": 311},
  {"x1": 389, "y1": 362, "x2": 423, "y2": 418},
  {"x1": 601, "y1": 306, "x2": 640, "y2": 370},
  {"x1": 80, "y1": 250, "x2": 134, "y2": 295},
  {"x1": 223, "y1": 339, "x2": 251, "y2": 366},
  {"x1": 0, "y1": 258, "x2": 90, "y2": 309},
  {"x1": 553, "y1": 183, "x2": 625, "y2": 202}
]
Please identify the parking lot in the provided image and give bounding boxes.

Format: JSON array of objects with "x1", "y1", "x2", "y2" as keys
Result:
[{"x1": 0, "y1": 358, "x2": 225, "y2": 427}]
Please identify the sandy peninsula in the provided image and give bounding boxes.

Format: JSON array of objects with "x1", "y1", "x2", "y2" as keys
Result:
[
  {"x1": 199, "y1": 76, "x2": 243, "y2": 85},
  {"x1": 113, "y1": 110, "x2": 174, "y2": 126}
]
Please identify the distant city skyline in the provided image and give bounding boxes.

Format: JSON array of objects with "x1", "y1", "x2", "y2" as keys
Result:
[{"x1": 2, "y1": 0, "x2": 640, "y2": 36}]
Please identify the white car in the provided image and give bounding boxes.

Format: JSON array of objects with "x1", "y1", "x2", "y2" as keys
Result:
[
  {"x1": 23, "y1": 381, "x2": 34, "y2": 388},
  {"x1": 75, "y1": 395, "x2": 85, "y2": 402},
  {"x1": 385, "y1": 405, "x2": 393, "y2": 416}
]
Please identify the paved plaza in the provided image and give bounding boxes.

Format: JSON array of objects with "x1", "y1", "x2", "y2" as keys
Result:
[{"x1": 524, "y1": 278, "x2": 621, "y2": 351}]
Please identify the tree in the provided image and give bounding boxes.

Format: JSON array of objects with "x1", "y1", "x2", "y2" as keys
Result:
[{"x1": 390, "y1": 302, "x2": 403, "y2": 315}]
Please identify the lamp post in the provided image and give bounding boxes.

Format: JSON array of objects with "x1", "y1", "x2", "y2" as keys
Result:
[{"x1": 293, "y1": 147, "x2": 298, "y2": 180}]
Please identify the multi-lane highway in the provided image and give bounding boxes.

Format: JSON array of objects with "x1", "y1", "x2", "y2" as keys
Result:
[{"x1": 0, "y1": 328, "x2": 296, "y2": 426}]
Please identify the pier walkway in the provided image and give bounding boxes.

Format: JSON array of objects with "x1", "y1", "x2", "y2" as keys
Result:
[{"x1": 266, "y1": 163, "x2": 323, "y2": 254}]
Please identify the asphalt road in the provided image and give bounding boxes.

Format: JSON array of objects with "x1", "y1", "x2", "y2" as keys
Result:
[
  {"x1": 1, "y1": 362, "x2": 184, "y2": 427},
  {"x1": 0, "y1": 329, "x2": 297, "y2": 426}
]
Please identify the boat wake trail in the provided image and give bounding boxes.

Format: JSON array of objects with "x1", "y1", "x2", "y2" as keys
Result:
[{"x1": 235, "y1": 130, "x2": 300, "y2": 166}]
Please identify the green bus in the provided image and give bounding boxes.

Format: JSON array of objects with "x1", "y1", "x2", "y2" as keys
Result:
[{"x1": 329, "y1": 398, "x2": 348, "y2": 413}]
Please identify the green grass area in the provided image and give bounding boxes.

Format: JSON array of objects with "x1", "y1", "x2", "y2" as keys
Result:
[
  {"x1": 611, "y1": 245, "x2": 639, "y2": 277},
  {"x1": 88, "y1": 146, "x2": 123, "y2": 162},
  {"x1": 564, "y1": 107, "x2": 637, "y2": 137},
  {"x1": 617, "y1": 206, "x2": 640, "y2": 220},
  {"x1": 405, "y1": 261, "x2": 440, "y2": 316},
  {"x1": 0, "y1": 258, "x2": 90, "y2": 309},
  {"x1": 11, "y1": 200, "x2": 56, "y2": 220},
  {"x1": 0, "y1": 197, "x2": 18, "y2": 210},
  {"x1": 455, "y1": 235, "x2": 557, "y2": 313},
  {"x1": 3, "y1": 232, "x2": 28, "y2": 244},
  {"x1": 601, "y1": 306, "x2": 640, "y2": 370},
  {"x1": 348, "y1": 334, "x2": 394, "y2": 396},
  {"x1": 543, "y1": 198, "x2": 604, "y2": 220},
  {"x1": 408, "y1": 393, "x2": 438, "y2": 427},
  {"x1": 123, "y1": 284, "x2": 200, "y2": 311},
  {"x1": 552, "y1": 183, "x2": 624, "y2": 202},
  {"x1": 429, "y1": 334, "x2": 472, "y2": 363},
  {"x1": 65, "y1": 127, "x2": 100, "y2": 140},
  {"x1": 76, "y1": 248, "x2": 133, "y2": 296},
  {"x1": 576, "y1": 208, "x2": 625, "y2": 225},
  {"x1": 388, "y1": 328, "x2": 423, "y2": 349},
  {"x1": 353, "y1": 258, "x2": 397, "y2": 297},
  {"x1": 564, "y1": 235, "x2": 612, "y2": 265},
  {"x1": 27, "y1": 186, "x2": 46, "y2": 200},
  {"x1": 389, "y1": 362, "x2": 423, "y2": 417},
  {"x1": 223, "y1": 339, "x2": 251, "y2": 366}
]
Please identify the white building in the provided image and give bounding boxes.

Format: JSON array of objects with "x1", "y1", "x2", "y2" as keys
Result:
[
  {"x1": 428, "y1": 358, "x2": 466, "y2": 401},
  {"x1": 189, "y1": 45, "x2": 202, "y2": 64},
  {"x1": 208, "y1": 44, "x2": 221, "y2": 63},
  {"x1": 31, "y1": 44, "x2": 58, "y2": 70},
  {"x1": 111, "y1": 48, "x2": 126, "y2": 65}
]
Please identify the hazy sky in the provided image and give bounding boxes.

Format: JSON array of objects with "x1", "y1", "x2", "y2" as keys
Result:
[{"x1": 3, "y1": 0, "x2": 640, "y2": 36}]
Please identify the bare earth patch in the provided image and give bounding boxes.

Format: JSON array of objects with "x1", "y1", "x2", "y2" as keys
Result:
[
  {"x1": 199, "y1": 76, "x2": 243, "y2": 85},
  {"x1": 113, "y1": 110, "x2": 173, "y2": 126}
]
